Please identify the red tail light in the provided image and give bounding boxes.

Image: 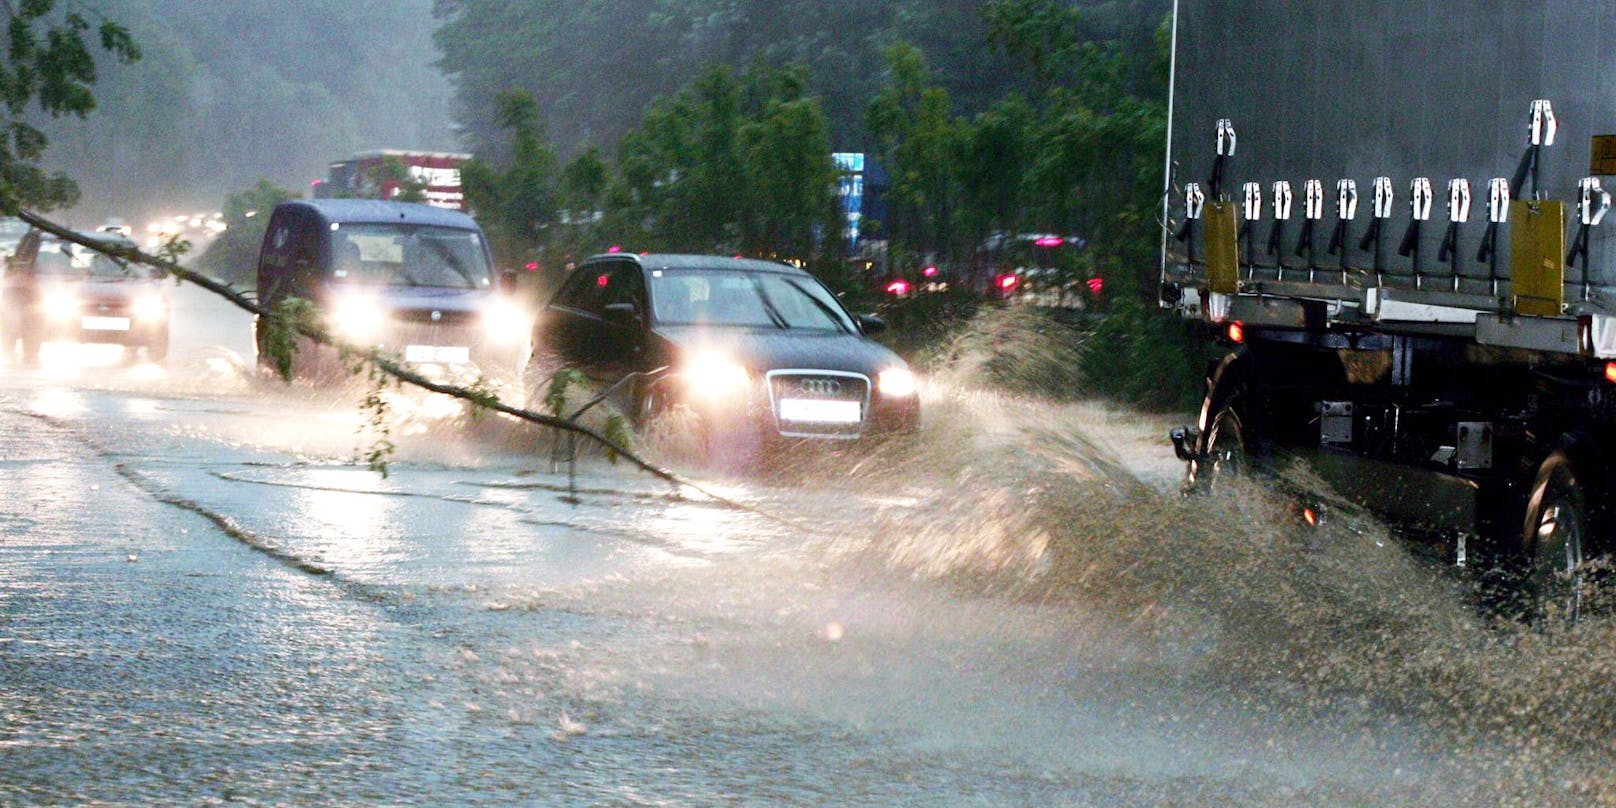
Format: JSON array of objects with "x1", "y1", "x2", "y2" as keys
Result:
[{"x1": 1227, "y1": 321, "x2": 1245, "y2": 344}]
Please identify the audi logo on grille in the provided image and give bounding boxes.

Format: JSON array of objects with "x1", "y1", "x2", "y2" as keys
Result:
[{"x1": 797, "y1": 379, "x2": 843, "y2": 396}]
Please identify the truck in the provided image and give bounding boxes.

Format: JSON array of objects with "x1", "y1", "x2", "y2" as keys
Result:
[
  {"x1": 1159, "y1": 1, "x2": 1616, "y2": 618},
  {"x1": 314, "y1": 150, "x2": 472, "y2": 210}
]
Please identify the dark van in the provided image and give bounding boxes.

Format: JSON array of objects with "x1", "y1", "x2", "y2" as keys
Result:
[{"x1": 254, "y1": 199, "x2": 529, "y2": 380}]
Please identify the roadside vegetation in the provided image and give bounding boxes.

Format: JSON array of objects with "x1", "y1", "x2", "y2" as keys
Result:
[{"x1": 431, "y1": 0, "x2": 1198, "y2": 410}]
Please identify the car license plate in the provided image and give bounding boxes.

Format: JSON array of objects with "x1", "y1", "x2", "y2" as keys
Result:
[
  {"x1": 779, "y1": 398, "x2": 861, "y2": 424},
  {"x1": 81, "y1": 316, "x2": 131, "y2": 331},
  {"x1": 404, "y1": 345, "x2": 470, "y2": 364}
]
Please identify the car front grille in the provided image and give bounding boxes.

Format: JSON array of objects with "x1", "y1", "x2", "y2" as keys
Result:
[
  {"x1": 392, "y1": 307, "x2": 478, "y2": 327},
  {"x1": 82, "y1": 299, "x2": 132, "y2": 316},
  {"x1": 766, "y1": 371, "x2": 870, "y2": 438}
]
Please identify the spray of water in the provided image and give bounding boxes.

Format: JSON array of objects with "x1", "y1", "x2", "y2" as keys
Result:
[{"x1": 787, "y1": 305, "x2": 1616, "y2": 802}]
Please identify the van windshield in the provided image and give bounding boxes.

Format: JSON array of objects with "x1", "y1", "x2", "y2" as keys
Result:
[{"x1": 328, "y1": 223, "x2": 492, "y2": 289}]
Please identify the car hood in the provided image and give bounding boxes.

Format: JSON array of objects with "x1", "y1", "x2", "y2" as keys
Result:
[{"x1": 653, "y1": 325, "x2": 906, "y2": 375}]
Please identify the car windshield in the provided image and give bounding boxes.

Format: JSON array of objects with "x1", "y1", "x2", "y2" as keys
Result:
[
  {"x1": 648, "y1": 269, "x2": 854, "y2": 332},
  {"x1": 328, "y1": 223, "x2": 492, "y2": 289},
  {"x1": 32, "y1": 240, "x2": 150, "y2": 279}
]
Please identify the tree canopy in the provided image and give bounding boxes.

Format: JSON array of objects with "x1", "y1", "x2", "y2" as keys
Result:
[
  {"x1": 433, "y1": 0, "x2": 1166, "y2": 157},
  {"x1": 0, "y1": 1, "x2": 140, "y2": 212}
]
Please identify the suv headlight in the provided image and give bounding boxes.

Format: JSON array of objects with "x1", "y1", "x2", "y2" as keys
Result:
[
  {"x1": 681, "y1": 352, "x2": 750, "y2": 399},
  {"x1": 878, "y1": 367, "x2": 917, "y2": 397}
]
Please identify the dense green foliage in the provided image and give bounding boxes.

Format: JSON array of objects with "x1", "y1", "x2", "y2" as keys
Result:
[
  {"x1": 0, "y1": 1, "x2": 140, "y2": 212},
  {"x1": 15, "y1": 0, "x2": 1195, "y2": 410},
  {"x1": 607, "y1": 64, "x2": 840, "y2": 259},
  {"x1": 459, "y1": 90, "x2": 560, "y2": 270},
  {"x1": 462, "y1": 64, "x2": 843, "y2": 281},
  {"x1": 437, "y1": 0, "x2": 1192, "y2": 409},
  {"x1": 195, "y1": 178, "x2": 297, "y2": 284},
  {"x1": 433, "y1": 0, "x2": 1165, "y2": 155}
]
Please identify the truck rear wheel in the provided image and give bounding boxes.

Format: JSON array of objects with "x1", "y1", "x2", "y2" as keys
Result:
[
  {"x1": 1521, "y1": 452, "x2": 1588, "y2": 622},
  {"x1": 1188, "y1": 405, "x2": 1247, "y2": 492}
]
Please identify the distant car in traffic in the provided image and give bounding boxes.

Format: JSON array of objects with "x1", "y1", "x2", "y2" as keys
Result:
[
  {"x1": 531, "y1": 253, "x2": 920, "y2": 462},
  {"x1": 0, "y1": 229, "x2": 169, "y2": 364},
  {"x1": 254, "y1": 199, "x2": 529, "y2": 381}
]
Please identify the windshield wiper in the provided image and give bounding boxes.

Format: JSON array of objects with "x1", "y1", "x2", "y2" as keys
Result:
[
  {"x1": 787, "y1": 280, "x2": 853, "y2": 332},
  {"x1": 750, "y1": 278, "x2": 790, "y2": 329},
  {"x1": 423, "y1": 239, "x2": 479, "y2": 288}
]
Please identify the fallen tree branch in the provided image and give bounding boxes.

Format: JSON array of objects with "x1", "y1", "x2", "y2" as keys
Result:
[{"x1": 13, "y1": 207, "x2": 695, "y2": 491}]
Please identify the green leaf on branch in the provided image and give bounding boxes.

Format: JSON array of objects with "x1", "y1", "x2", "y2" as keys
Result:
[
  {"x1": 260, "y1": 297, "x2": 319, "y2": 381},
  {"x1": 0, "y1": 1, "x2": 141, "y2": 211},
  {"x1": 543, "y1": 368, "x2": 587, "y2": 418},
  {"x1": 358, "y1": 360, "x2": 398, "y2": 478},
  {"x1": 463, "y1": 376, "x2": 500, "y2": 420},
  {"x1": 601, "y1": 411, "x2": 635, "y2": 465}
]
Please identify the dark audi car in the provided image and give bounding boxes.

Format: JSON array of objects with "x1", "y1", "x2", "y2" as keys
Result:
[
  {"x1": 533, "y1": 253, "x2": 919, "y2": 450},
  {"x1": 0, "y1": 230, "x2": 169, "y2": 364}
]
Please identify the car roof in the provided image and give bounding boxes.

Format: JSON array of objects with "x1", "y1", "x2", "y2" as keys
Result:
[
  {"x1": 583, "y1": 252, "x2": 807, "y2": 275},
  {"x1": 278, "y1": 198, "x2": 481, "y2": 230}
]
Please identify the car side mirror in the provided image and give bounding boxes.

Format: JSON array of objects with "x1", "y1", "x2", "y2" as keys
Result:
[
  {"x1": 857, "y1": 313, "x2": 887, "y2": 335},
  {"x1": 603, "y1": 301, "x2": 642, "y2": 329}
]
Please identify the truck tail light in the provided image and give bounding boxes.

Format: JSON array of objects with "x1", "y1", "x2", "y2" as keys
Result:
[{"x1": 1227, "y1": 321, "x2": 1245, "y2": 344}]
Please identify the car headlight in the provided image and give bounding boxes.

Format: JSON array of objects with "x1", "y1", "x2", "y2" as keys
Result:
[
  {"x1": 132, "y1": 293, "x2": 166, "y2": 321},
  {"x1": 43, "y1": 290, "x2": 80, "y2": 321},
  {"x1": 878, "y1": 367, "x2": 917, "y2": 397},
  {"x1": 330, "y1": 295, "x2": 385, "y2": 341},
  {"x1": 481, "y1": 298, "x2": 529, "y2": 340},
  {"x1": 681, "y1": 352, "x2": 750, "y2": 399}
]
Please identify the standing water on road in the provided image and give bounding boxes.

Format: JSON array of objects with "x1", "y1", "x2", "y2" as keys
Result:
[{"x1": 3, "y1": 288, "x2": 1615, "y2": 804}]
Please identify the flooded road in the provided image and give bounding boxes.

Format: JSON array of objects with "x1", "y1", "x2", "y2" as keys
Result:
[{"x1": 2, "y1": 286, "x2": 1613, "y2": 805}]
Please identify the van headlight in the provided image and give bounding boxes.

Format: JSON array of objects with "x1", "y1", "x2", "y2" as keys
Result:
[
  {"x1": 330, "y1": 294, "x2": 385, "y2": 341},
  {"x1": 878, "y1": 367, "x2": 917, "y2": 397},
  {"x1": 43, "y1": 290, "x2": 80, "y2": 321}
]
